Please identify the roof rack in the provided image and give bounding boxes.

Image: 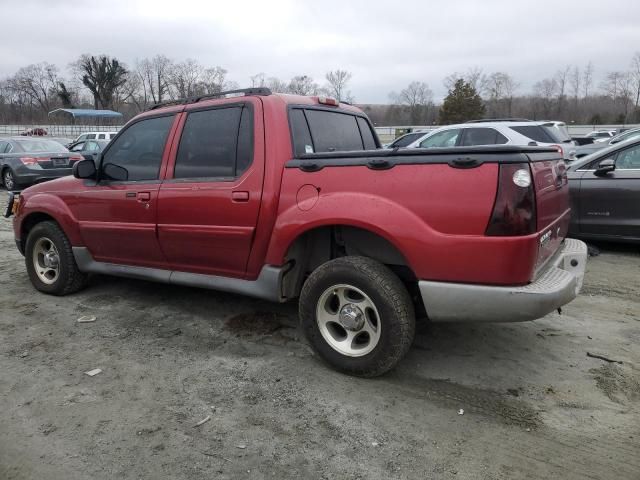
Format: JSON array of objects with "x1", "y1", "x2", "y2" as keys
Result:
[
  {"x1": 466, "y1": 118, "x2": 533, "y2": 123},
  {"x1": 147, "y1": 87, "x2": 273, "y2": 111}
]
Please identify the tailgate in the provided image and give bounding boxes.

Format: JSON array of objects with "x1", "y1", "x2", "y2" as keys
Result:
[{"x1": 530, "y1": 153, "x2": 570, "y2": 270}]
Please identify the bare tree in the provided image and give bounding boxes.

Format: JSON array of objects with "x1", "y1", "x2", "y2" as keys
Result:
[
  {"x1": 484, "y1": 72, "x2": 518, "y2": 117},
  {"x1": 250, "y1": 73, "x2": 266, "y2": 88},
  {"x1": 287, "y1": 75, "x2": 319, "y2": 95},
  {"x1": 630, "y1": 52, "x2": 640, "y2": 108},
  {"x1": 391, "y1": 81, "x2": 434, "y2": 124},
  {"x1": 266, "y1": 77, "x2": 288, "y2": 93},
  {"x1": 200, "y1": 66, "x2": 235, "y2": 94},
  {"x1": 168, "y1": 58, "x2": 203, "y2": 98},
  {"x1": 444, "y1": 67, "x2": 488, "y2": 93},
  {"x1": 75, "y1": 55, "x2": 128, "y2": 109},
  {"x1": 582, "y1": 62, "x2": 594, "y2": 98},
  {"x1": 324, "y1": 69, "x2": 353, "y2": 102},
  {"x1": 533, "y1": 77, "x2": 558, "y2": 118},
  {"x1": 554, "y1": 66, "x2": 571, "y2": 116},
  {"x1": 136, "y1": 55, "x2": 172, "y2": 105},
  {"x1": 7, "y1": 62, "x2": 59, "y2": 113}
]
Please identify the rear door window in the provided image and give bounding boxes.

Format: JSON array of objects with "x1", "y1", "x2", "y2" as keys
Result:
[
  {"x1": 460, "y1": 128, "x2": 508, "y2": 146},
  {"x1": 174, "y1": 106, "x2": 252, "y2": 179},
  {"x1": 419, "y1": 129, "x2": 461, "y2": 148},
  {"x1": 510, "y1": 125, "x2": 556, "y2": 143}
]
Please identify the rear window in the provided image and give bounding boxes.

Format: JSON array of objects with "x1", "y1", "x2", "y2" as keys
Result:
[
  {"x1": 542, "y1": 123, "x2": 571, "y2": 142},
  {"x1": 14, "y1": 139, "x2": 68, "y2": 153},
  {"x1": 290, "y1": 108, "x2": 377, "y2": 155},
  {"x1": 509, "y1": 125, "x2": 556, "y2": 143}
]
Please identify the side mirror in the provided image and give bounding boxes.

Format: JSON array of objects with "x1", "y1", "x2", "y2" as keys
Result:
[
  {"x1": 72, "y1": 159, "x2": 97, "y2": 179},
  {"x1": 594, "y1": 158, "x2": 615, "y2": 177},
  {"x1": 103, "y1": 163, "x2": 129, "y2": 181}
]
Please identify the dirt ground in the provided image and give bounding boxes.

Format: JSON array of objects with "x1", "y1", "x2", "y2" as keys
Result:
[{"x1": 0, "y1": 215, "x2": 638, "y2": 480}]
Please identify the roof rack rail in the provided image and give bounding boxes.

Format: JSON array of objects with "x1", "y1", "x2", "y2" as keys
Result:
[
  {"x1": 466, "y1": 118, "x2": 533, "y2": 123},
  {"x1": 147, "y1": 87, "x2": 273, "y2": 111}
]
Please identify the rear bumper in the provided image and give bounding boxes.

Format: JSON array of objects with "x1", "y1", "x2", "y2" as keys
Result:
[
  {"x1": 13, "y1": 166, "x2": 73, "y2": 187},
  {"x1": 418, "y1": 238, "x2": 587, "y2": 322}
]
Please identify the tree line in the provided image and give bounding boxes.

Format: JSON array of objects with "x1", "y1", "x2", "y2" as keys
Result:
[{"x1": 1, "y1": 52, "x2": 640, "y2": 126}]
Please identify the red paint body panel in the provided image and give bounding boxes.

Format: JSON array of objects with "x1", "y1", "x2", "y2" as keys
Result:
[
  {"x1": 13, "y1": 92, "x2": 571, "y2": 290},
  {"x1": 156, "y1": 98, "x2": 266, "y2": 278}
]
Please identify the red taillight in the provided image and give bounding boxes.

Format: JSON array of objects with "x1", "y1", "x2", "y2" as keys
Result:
[
  {"x1": 551, "y1": 144, "x2": 563, "y2": 158},
  {"x1": 485, "y1": 163, "x2": 537, "y2": 236},
  {"x1": 20, "y1": 157, "x2": 39, "y2": 165},
  {"x1": 317, "y1": 96, "x2": 339, "y2": 106},
  {"x1": 70, "y1": 155, "x2": 84, "y2": 161}
]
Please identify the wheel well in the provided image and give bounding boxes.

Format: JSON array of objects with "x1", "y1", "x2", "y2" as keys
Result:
[
  {"x1": 20, "y1": 212, "x2": 57, "y2": 251},
  {"x1": 281, "y1": 225, "x2": 418, "y2": 299}
]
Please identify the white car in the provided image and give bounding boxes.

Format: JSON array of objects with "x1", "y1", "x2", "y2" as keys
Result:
[
  {"x1": 71, "y1": 131, "x2": 118, "y2": 143},
  {"x1": 586, "y1": 130, "x2": 616, "y2": 143},
  {"x1": 403, "y1": 120, "x2": 577, "y2": 162}
]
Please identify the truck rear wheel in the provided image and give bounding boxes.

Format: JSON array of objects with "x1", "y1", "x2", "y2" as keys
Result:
[
  {"x1": 25, "y1": 221, "x2": 88, "y2": 296},
  {"x1": 299, "y1": 256, "x2": 415, "y2": 377}
]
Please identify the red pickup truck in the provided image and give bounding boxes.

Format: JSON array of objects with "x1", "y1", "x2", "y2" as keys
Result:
[{"x1": 6, "y1": 88, "x2": 587, "y2": 376}]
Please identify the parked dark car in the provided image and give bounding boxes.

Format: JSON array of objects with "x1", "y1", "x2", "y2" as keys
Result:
[
  {"x1": 568, "y1": 137, "x2": 640, "y2": 243},
  {"x1": 68, "y1": 139, "x2": 110, "y2": 162},
  {"x1": 0, "y1": 137, "x2": 84, "y2": 190}
]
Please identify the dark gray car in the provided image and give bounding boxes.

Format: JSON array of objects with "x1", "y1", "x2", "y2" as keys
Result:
[
  {"x1": 568, "y1": 137, "x2": 640, "y2": 243},
  {"x1": 68, "y1": 139, "x2": 110, "y2": 162},
  {"x1": 0, "y1": 137, "x2": 84, "y2": 190}
]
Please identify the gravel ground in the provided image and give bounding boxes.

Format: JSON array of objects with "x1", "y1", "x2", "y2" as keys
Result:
[{"x1": 0, "y1": 215, "x2": 638, "y2": 480}]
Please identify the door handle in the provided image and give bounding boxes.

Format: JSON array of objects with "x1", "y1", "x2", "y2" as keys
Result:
[
  {"x1": 232, "y1": 191, "x2": 249, "y2": 202},
  {"x1": 137, "y1": 192, "x2": 151, "y2": 202}
]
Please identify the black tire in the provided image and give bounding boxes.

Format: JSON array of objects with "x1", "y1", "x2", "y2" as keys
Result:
[
  {"x1": 2, "y1": 168, "x2": 19, "y2": 190},
  {"x1": 25, "y1": 221, "x2": 88, "y2": 295},
  {"x1": 299, "y1": 256, "x2": 415, "y2": 377}
]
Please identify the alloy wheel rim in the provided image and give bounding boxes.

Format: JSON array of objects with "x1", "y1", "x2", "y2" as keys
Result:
[
  {"x1": 4, "y1": 171, "x2": 13, "y2": 189},
  {"x1": 32, "y1": 237, "x2": 60, "y2": 285},
  {"x1": 316, "y1": 284, "x2": 382, "y2": 357}
]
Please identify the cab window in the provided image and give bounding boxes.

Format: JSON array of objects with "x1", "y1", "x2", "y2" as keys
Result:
[{"x1": 101, "y1": 115, "x2": 174, "y2": 181}]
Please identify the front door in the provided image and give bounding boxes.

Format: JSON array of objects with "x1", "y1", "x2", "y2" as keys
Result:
[
  {"x1": 578, "y1": 142, "x2": 640, "y2": 239},
  {"x1": 157, "y1": 101, "x2": 264, "y2": 278},
  {"x1": 72, "y1": 114, "x2": 178, "y2": 268}
]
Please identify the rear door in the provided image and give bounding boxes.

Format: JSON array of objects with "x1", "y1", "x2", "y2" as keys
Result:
[
  {"x1": 156, "y1": 99, "x2": 264, "y2": 278},
  {"x1": 578, "y1": 143, "x2": 640, "y2": 238}
]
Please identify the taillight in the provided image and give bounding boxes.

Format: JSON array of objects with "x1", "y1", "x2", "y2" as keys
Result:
[
  {"x1": 551, "y1": 144, "x2": 563, "y2": 158},
  {"x1": 485, "y1": 163, "x2": 536, "y2": 236},
  {"x1": 70, "y1": 155, "x2": 84, "y2": 161},
  {"x1": 20, "y1": 157, "x2": 39, "y2": 165}
]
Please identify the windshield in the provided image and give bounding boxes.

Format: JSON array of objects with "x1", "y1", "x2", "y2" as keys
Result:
[
  {"x1": 570, "y1": 137, "x2": 640, "y2": 170},
  {"x1": 14, "y1": 139, "x2": 69, "y2": 153},
  {"x1": 612, "y1": 129, "x2": 640, "y2": 143}
]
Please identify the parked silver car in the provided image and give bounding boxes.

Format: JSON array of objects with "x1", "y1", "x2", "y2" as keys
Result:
[{"x1": 400, "y1": 120, "x2": 577, "y2": 162}]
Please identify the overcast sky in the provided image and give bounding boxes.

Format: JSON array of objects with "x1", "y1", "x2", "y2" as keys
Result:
[{"x1": 2, "y1": 0, "x2": 639, "y2": 103}]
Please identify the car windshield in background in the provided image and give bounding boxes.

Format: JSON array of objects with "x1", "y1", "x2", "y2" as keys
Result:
[
  {"x1": 390, "y1": 132, "x2": 424, "y2": 147},
  {"x1": 509, "y1": 125, "x2": 557, "y2": 143},
  {"x1": 15, "y1": 140, "x2": 69, "y2": 153}
]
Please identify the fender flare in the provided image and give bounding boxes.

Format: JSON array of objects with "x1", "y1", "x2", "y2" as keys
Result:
[{"x1": 18, "y1": 193, "x2": 83, "y2": 246}]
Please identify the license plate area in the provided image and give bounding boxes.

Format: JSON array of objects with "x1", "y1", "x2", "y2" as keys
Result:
[{"x1": 52, "y1": 158, "x2": 68, "y2": 166}]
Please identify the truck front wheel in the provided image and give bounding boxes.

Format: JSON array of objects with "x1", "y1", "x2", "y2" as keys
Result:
[
  {"x1": 299, "y1": 256, "x2": 415, "y2": 377},
  {"x1": 25, "y1": 221, "x2": 88, "y2": 296}
]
